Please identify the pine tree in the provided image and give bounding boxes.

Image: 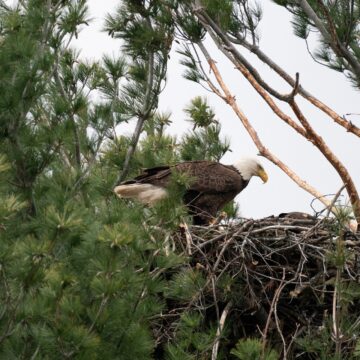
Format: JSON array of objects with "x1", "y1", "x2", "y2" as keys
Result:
[
  {"x1": 3, "y1": 1, "x2": 359, "y2": 359},
  {"x1": 0, "y1": 1, "x2": 235, "y2": 357},
  {"x1": 0, "y1": 1, "x2": 174, "y2": 357},
  {"x1": 272, "y1": 0, "x2": 360, "y2": 88},
  {"x1": 104, "y1": 0, "x2": 175, "y2": 183}
]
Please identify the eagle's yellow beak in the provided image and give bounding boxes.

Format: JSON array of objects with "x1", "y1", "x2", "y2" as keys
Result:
[{"x1": 257, "y1": 168, "x2": 268, "y2": 183}]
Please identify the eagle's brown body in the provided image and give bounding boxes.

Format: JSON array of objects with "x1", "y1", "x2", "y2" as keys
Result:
[{"x1": 117, "y1": 161, "x2": 249, "y2": 225}]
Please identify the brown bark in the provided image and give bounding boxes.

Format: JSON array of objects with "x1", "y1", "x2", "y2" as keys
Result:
[
  {"x1": 234, "y1": 63, "x2": 307, "y2": 138},
  {"x1": 245, "y1": 40, "x2": 360, "y2": 137}
]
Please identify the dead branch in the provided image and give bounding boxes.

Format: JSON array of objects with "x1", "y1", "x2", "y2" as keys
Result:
[
  {"x1": 205, "y1": 24, "x2": 360, "y2": 224},
  {"x1": 243, "y1": 38, "x2": 360, "y2": 136},
  {"x1": 211, "y1": 300, "x2": 233, "y2": 360},
  {"x1": 196, "y1": 41, "x2": 332, "y2": 210},
  {"x1": 190, "y1": 4, "x2": 360, "y2": 225},
  {"x1": 197, "y1": 5, "x2": 360, "y2": 138}
]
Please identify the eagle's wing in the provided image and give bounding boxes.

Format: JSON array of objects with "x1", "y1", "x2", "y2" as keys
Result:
[
  {"x1": 115, "y1": 161, "x2": 247, "y2": 223},
  {"x1": 175, "y1": 162, "x2": 245, "y2": 194},
  {"x1": 120, "y1": 161, "x2": 247, "y2": 194},
  {"x1": 122, "y1": 165, "x2": 173, "y2": 187}
]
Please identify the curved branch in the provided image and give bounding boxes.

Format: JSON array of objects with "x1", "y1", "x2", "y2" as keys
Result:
[
  {"x1": 192, "y1": 1, "x2": 360, "y2": 137},
  {"x1": 194, "y1": 8, "x2": 295, "y2": 102},
  {"x1": 204, "y1": 29, "x2": 308, "y2": 138},
  {"x1": 196, "y1": 45, "x2": 332, "y2": 210},
  {"x1": 198, "y1": 23, "x2": 360, "y2": 224},
  {"x1": 203, "y1": 28, "x2": 360, "y2": 222},
  {"x1": 228, "y1": 27, "x2": 360, "y2": 137}
]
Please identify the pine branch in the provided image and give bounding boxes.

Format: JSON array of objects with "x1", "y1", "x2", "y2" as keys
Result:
[
  {"x1": 53, "y1": 67, "x2": 82, "y2": 170},
  {"x1": 297, "y1": 0, "x2": 360, "y2": 83},
  {"x1": 3, "y1": 0, "x2": 57, "y2": 206},
  {"x1": 116, "y1": 50, "x2": 155, "y2": 184}
]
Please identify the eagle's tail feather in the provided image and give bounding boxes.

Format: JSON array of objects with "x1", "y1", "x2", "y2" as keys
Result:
[{"x1": 114, "y1": 184, "x2": 168, "y2": 205}]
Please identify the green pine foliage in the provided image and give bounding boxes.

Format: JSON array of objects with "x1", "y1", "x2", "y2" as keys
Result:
[
  {"x1": 0, "y1": 1, "x2": 166, "y2": 358},
  {"x1": 180, "y1": 97, "x2": 230, "y2": 161},
  {"x1": 138, "y1": 113, "x2": 180, "y2": 168},
  {"x1": 184, "y1": 96, "x2": 216, "y2": 129},
  {"x1": 178, "y1": 45, "x2": 207, "y2": 83},
  {"x1": 165, "y1": 269, "x2": 207, "y2": 301},
  {"x1": 4, "y1": 1, "x2": 359, "y2": 359},
  {"x1": 230, "y1": 338, "x2": 279, "y2": 360},
  {"x1": 180, "y1": 124, "x2": 230, "y2": 162},
  {"x1": 272, "y1": 0, "x2": 360, "y2": 88},
  {"x1": 164, "y1": 312, "x2": 219, "y2": 360},
  {"x1": 0, "y1": 1, "x2": 236, "y2": 357}
]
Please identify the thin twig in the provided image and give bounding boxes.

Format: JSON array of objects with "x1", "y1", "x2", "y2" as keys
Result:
[{"x1": 211, "y1": 300, "x2": 233, "y2": 360}]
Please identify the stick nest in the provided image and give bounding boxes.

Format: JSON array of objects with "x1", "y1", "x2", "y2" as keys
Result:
[{"x1": 153, "y1": 212, "x2": 360, "y2": 358}]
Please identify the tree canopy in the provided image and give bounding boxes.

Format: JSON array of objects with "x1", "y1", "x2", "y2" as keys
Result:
[{"x1": 0, "y1": 0, "x2": 359, "y2": 359}]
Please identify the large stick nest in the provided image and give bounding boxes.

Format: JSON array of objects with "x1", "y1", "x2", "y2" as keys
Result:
[{"x1": 153, "y1": 212, "x2": 360, "y2": 358}]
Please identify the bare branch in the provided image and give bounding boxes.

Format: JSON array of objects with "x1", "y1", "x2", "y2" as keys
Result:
[
  {"x1": 208, "y1": 35, "x2": 308, "y2": 137},
  {"x1": 190, "y1": 3, "x2": 360, "y2": 225},
  {"x1": 231, "y1": 31, "x2": 360, "y2": 137},
  {"x1": 196, "y1": 42, "x2": 332, "y2": 210},
  {"x1": 211, "y1": 300, "x2": 233, "y2": 360},
  {"x1": 194, "y1": 7, "x2": 296, "y2": 102},
  {"x1": 325, "y1": 184, "x2": 346, "y2": 219},
  {"x1": 192, "y1": 1, "x2": 360, "y2": 138}
]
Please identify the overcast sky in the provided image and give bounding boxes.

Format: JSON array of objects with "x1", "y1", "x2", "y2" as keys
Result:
[{"x1": 73, "y1": 0, "x2": 360, "y2": 219}]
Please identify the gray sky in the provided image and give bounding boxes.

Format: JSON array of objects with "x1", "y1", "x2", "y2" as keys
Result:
[{"x1": 73, "y1": 0, "x2": 359, "y2": 219}]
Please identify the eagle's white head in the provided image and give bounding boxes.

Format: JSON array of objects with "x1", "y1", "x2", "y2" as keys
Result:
[{"x1": 233, "y1": 156, "x2": 268, "y2": 182}]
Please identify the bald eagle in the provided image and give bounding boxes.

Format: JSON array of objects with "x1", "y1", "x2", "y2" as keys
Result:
[{"x1": 114, "y1": 157, "x2": 268, "y2": 225}]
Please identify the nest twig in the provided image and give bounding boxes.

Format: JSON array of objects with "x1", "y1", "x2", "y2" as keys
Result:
[{"x1": 152, "y1": 213, "x2": 360, "y2": 358}]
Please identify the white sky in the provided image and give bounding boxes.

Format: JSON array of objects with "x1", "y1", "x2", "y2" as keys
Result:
[{"x1": 73, "y1": 0, "x2": 360, "y2": 219}]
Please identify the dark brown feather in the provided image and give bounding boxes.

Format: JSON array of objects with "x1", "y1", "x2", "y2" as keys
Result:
[{"x1": 122, "y1": 161, "x2": 248, "y2": 224}]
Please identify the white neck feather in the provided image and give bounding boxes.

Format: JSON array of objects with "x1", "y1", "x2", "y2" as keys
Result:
[{"x1": 233, "y1": 157, "x2": 262, "y2": 181}]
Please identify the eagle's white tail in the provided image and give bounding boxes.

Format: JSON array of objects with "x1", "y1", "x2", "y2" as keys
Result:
[{"x1": 114, "y1": 184, "x2": 168, "y2": 205}]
